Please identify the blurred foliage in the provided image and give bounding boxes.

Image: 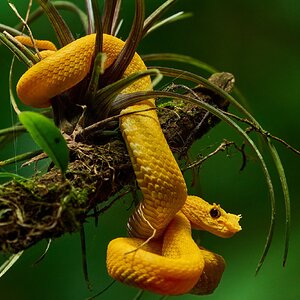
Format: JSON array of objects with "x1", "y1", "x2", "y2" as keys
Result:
[{"x1": 0, "y1": 0, "x2": 300, "y2": 299}]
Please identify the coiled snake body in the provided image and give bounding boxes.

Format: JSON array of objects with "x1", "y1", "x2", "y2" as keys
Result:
[{"x1": 16, "y1": 33, "x2": 241, "y2": 295}]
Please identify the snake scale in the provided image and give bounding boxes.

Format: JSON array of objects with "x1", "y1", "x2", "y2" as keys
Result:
[{"x1": 16, "y1": 33, "x2": 241, "y2": 295}]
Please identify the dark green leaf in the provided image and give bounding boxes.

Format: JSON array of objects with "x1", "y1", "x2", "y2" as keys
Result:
[
  {"x1": 85, "y1": 68, "x2": 161, "y2": 123},
  {"x1": 15, "y1": 1, "x2": 88, "y2": 34},
  {"x1": 18, "y1": 111, "x2": 69, "y2": 175},
  {"x1": 103, "y1": 0, "x2": 145, "y2": 83},
  {"x1": 143, "y1": 0, "x2": 177, "y2": 36},
  {"x1": 0, "y1": 172, "x2": 28, "y2": 181},
  {"x1": 142, "y1": 53, "x2": 217, "y2": 74},
  {"x1": 0, "y1": 33, "x2": 34, "y2": 67},
  {"x1": 0, "y1": 125, "x2": 26, "y2": 149},
  {"x1": 0, "y1": 150, "x2": 43, "y2": 167},
  {"x1": 102, "y1": 0, "x2": 121, "y2": 35},
  {"x1": 85, "y1": 52, "x2": 107, "y2": 102},
  {"x1": 145, "y1": 11, "x2": 192, "y2": 36},
  {"x1": 91, "y1": 0, "x2": 103, "y2": 52},
  {"x1": 36, "y1": 0, "x2": 74, "y2": 47},
  {"x1": 0, "y1": 23, "x2": 23, "y2": 36}
]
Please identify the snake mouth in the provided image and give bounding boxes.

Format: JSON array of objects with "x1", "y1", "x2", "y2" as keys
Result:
[
  {"x1": 199, "y1": 213, "x2": 242, "y2": 238},
  {"x1": 217, "y1": 213, "x2": 242, "y2": 238},
  {"x1": 191, "y1": 212, "x2": 242, "y2": 238}
]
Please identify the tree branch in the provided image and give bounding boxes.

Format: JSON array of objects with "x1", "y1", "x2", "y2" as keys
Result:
[{"x1": 0, "y1": 72, "x2": 234, "y2": 254}]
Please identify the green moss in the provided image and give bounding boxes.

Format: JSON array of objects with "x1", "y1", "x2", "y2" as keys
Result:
[{"x1": 157, "y1": 99, "x2": 185, "y2": 108}]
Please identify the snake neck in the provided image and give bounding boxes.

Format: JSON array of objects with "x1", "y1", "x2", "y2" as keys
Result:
[{"x1": 120, "y1": 102, "x2": 187, "y2": 238}]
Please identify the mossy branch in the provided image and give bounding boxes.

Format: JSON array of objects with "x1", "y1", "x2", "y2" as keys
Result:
[{"x1": 0, "y1": 72, "x2": 232, "y2": 254}]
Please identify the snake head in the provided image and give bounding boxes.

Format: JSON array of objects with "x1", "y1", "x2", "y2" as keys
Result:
[{"x1": 182, "y1": 196, "x2": 242, "y2": 238}]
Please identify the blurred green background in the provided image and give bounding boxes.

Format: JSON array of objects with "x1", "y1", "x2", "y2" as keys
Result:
[{"x1": 1, "y1": 0, "x2": 300, "y2": 299}]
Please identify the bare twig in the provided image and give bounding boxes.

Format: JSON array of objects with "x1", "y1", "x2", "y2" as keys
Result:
[
  {"x1": 183, "y1": 139, "x2": 247, "y2": 171},
  {"x1": 224, "y1": 111, "x2": 300, "y2": 156}
]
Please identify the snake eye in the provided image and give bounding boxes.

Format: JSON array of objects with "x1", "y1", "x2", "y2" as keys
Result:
[{"x1": 210, "y1": 207, "x2": 221, "y2": 219}]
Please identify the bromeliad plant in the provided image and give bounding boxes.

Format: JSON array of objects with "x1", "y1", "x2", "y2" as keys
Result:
[{"x1": 0, "y1": 0, "x2": 299, "y2": 295}]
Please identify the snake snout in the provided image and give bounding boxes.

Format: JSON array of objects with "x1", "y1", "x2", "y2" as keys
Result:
[{"x1": 216, "y1": 213, "x2": 242, "y2": 238}]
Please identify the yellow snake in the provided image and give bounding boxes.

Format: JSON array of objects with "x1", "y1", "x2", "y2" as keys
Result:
[{"x1": 16, "y1": 33, "x2": 241, "y2": 295}]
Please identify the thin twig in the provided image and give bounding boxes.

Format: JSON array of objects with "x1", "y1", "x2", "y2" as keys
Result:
[
  {"x1": 224, "y1": 111, "x2": 300, "y2": 156},
  {"x1": 8, "y1": 1, "x2": 42, "y2": 59},
  {"x1": 183, "y1": 140, "x2": 235, "y2": 171},
  {"x1": 183, "y1": 139, "x2": 247, "y2": 172}
]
